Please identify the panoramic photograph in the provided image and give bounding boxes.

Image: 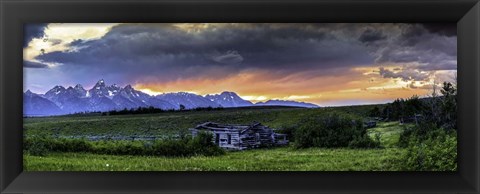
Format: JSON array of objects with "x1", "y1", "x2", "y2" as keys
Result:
[{"x1": 23, "y1": 23, "x2": 457, "y2": 171}]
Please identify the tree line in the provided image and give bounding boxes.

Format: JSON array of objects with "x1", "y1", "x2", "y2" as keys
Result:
[
  {"x1": 101, "y1": 105, "x2": 224, "y2": 116},
  {"x1": 369, "y1": 81, "x2": 457, "y2": 131}
]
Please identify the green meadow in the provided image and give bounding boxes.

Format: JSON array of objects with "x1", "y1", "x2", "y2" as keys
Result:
[
  {"x1": 23, "y1": 105, "x2": 413, "y2": 171},
  {"x1": 24, "y1": 147, "x2": 404, "y2": 171}
]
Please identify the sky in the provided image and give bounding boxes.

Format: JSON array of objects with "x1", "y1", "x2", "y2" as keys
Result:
[{"x1": 23, "y1": 23, "x2": 457, "y2": 106}]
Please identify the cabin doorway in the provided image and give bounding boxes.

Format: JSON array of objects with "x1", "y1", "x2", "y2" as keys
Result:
[{"x1": 215, "y1": 133, "x2": 220, "y2": 145}]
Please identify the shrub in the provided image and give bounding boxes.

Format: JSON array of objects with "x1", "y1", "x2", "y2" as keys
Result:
[
  {"x1": 24, "y1": 136, "x2": 92, "y2": 156},
  {"x1": 348, "y1": 134, "x2": 381, "y2": 148},
  {"x1": 24, "y1": 137, "x2": 49, "y2": 156},
  {"x1": 401, "y1": 130, "x2": 457, "y2": 171},
  {"x1": 294, "y1": 113, "x2": 379, "y2": 148},
  {"x1": 54, "y1": 138, "x2": 93, "y2": 152},
  {"x1": 152, "y1": 140, "x2": 187, "y2": 156},
  {"x1": 24, "y1": 133, "x2": 224, "y2": 157},
  {"x1": 398, "y1": 122, "x2": 444, "y2": 148},
  {"x1": 276, "y1": 124, "x2": 297, "y2": 142},
  {"x1": 368, "y1": 106, "x2": 382, "y2": 117},
  {"x1": 187, "y1": 132, "x2": 225, "y2": 156}
]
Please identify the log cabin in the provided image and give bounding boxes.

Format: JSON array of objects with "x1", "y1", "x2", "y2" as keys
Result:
[{"x1": 189, "y1": 122, "x2": 288, "y2": 150}]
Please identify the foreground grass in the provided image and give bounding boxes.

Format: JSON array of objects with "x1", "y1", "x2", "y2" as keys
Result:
[{"x1": 24, "y1": 147, "x2": 405, "y2": 171}]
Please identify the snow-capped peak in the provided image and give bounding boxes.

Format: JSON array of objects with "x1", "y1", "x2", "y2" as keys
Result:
[
  {"x1": 94, "y1": 79, "x2": 106, "y2": 88},
  {"x1": 46, "y1": 85, "x2": 66, "y2": 95},
  {"x1": 53, "y1": 85, "x2": 65, "y2": 90}
]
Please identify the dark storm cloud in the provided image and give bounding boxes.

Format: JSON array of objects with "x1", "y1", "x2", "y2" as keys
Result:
[
  {"x1": 35, "y1": 23, "x2": 375, "y2": 84},
  {"x1": 358, "y1": 29, "x2": 386, "y2": 43},
  {"x1": 422, "y1": 23, "x2": 456, "y2": 37},
  {"x1": 374, "y1": 23, "x2": 457, "y2": 80},
  {"x1": 23, "y1": 60, "x2": 49, "y2": 68},
  {"x1": 24, "y1": 23, "x2": 48, "y2": 47}
]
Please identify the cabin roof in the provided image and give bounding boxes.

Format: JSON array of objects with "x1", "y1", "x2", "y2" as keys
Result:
[{"x1": 191, "y1": 122, "x2": 262, "y2": 132}]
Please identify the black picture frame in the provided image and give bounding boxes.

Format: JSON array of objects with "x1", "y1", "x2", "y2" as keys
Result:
[{"x1": 1, "y1": 0, "x2": 479, "y2": 193}]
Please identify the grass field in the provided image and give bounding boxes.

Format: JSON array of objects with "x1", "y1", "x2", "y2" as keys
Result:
[
  {"x1": 367, "y1": 121, "x2": 406, "y2": 148},
  {"x1": 24, "y1": 147, "x2": 405, "y2": 171},
  {"x1": 23, "y1": 106, "x2": 375, "y2": 137},
  {"x1": 24, "y1": 107, "x2": 304, "y2": 137},
  {"x1": 24, "y1": 105, "x2": 409, "y2": 171}
]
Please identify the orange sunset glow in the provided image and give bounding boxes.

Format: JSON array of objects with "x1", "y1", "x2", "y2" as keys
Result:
[{"x1": 133, "y1": 66, "x2": 452, "y2": 106}]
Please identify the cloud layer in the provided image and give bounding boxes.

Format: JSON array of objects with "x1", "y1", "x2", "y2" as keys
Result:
[
  {"x1": 23, "y1": 23, "x2": 457, "y2": 105},
  {"x1": 32, "y1": 24, "x2": 376, "y2": 83}
]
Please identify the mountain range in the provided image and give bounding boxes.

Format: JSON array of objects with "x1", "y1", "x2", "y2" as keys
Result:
[{"x1": 24, "y1": 79, "x2": 319, "y2": 116}]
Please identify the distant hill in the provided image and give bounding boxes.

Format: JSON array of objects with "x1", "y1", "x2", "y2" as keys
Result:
[
  {"x1": 205, "y1": 91, "x2": 253, "y2": 107},
  {"x1": 255, "y1": 99, "x2": 319, "y2": 108}
]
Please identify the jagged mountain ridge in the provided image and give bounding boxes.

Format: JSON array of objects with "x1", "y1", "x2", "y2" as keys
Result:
[{"x1": 24, "y1": 79, "x2": 320, "y2": 116}]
